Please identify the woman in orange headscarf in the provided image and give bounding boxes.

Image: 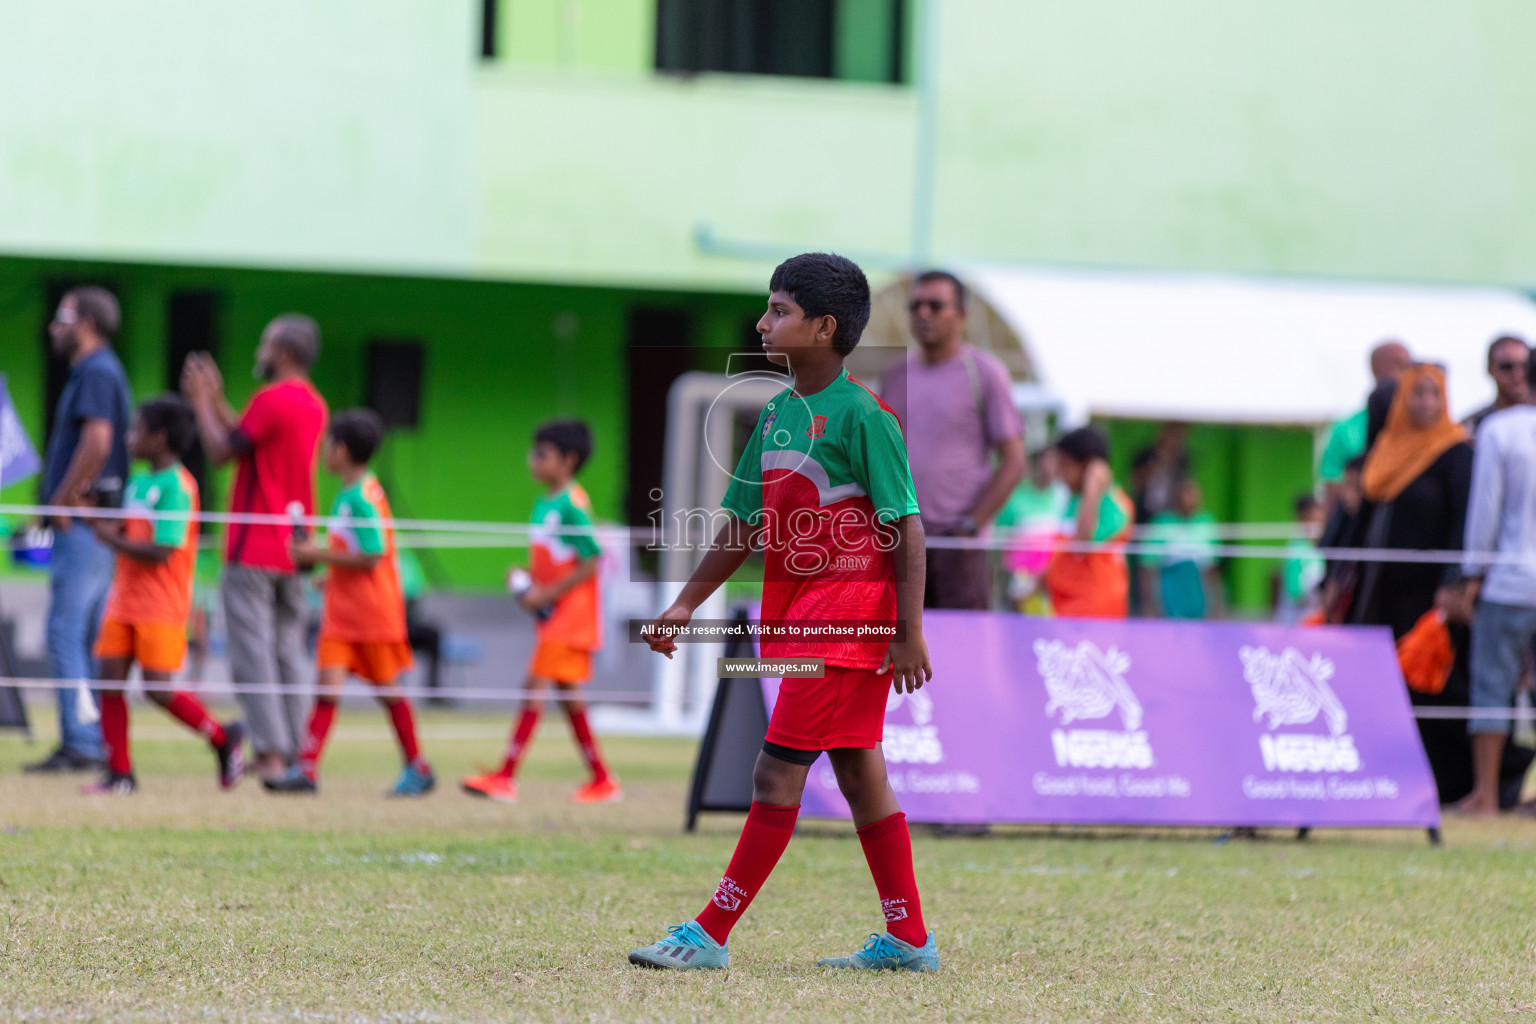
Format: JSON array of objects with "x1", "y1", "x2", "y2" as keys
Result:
[{"x1": 1341, "y1": 364, "x2": 1475, "y2": 802}]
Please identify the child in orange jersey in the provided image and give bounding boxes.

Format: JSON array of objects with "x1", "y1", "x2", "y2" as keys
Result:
[
  {"x1": 264, "y1": 409, "x2": 434, "y2": 796},
  {"x1": 461, "y1": 419, "x2": 618, "y2": 803},
  {"x1": 87, "y1": 395, "x2": 245, "y2": 794}
]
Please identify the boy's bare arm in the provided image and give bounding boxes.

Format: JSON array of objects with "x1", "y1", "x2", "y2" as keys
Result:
[
  {"x1": 91, "y1": 520, "x2": 175, "y2": 565},
  {"x1": 645, "y1": 515, "x2": 756, "y2": 658},
  {"x1": 1074, "y1": 459, "x2": 1112, "y2": 542},
  {"x1": 291, "y1": 538, "x2": 381, "y2": 571},
  {"x1": 878, "y1": 514, "x2": 931, "y2": 694}
]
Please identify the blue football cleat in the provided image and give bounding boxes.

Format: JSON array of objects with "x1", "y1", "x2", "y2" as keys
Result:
[
  {"x1": 817, "y1": 931, "x2": 940, "y2": 972},
  {"x1": 390, "y1": 763, "x2": 436, "y2": 797},
  {"x1": 628, "y1": 921, "x2": 729, "y2": 970}
]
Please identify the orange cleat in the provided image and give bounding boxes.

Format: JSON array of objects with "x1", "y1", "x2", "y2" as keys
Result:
[
  {"x1": 460, "y1": 772, "x2": 518, "y2": 803},
  {"x1": 573, "y1": 777, "x2": 624, "y2": 804}
]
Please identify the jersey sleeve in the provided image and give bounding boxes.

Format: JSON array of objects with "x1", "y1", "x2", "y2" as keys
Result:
[
  {"x1": 151, "y1": 474, "x2": 194, "y2": 547},
  {"x1": 721, "y1": 407, "x2": 767, "y2": 520},
  {"x1": 336, "y1": 490, "x2": 386, "y2": 555},
  {"x1": 851, "y1": 407, "x2": 920, "y2": 523},
  {"x1": 561, "y1": 493, "x2": 602, "y2": 560},
  {"x1": 1317, "y1": 410, "x2": 1365, "y2": 483},
  {"x1": 1093, "y1": 490, "x2": 1131, "y2": 542},
  {"x1": 238, "y1": 387, "x2": 282, "y2": 446}
]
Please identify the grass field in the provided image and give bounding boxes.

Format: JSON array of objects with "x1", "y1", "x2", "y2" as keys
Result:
[{"x1": 3, "y1": 706, "x2": 1535, "y2": 1023}]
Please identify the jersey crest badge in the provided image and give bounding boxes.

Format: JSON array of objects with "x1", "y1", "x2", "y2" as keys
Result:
[{"x1": 806, "y1": 415, "x2": 827, "y2": 439}]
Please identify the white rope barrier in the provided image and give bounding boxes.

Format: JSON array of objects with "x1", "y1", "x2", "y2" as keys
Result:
[
  {"x1": 1, "y1": 676, "x2": 1531, "y2": 723},
  {"x1": 1, "y1": 501, "x2": 1523, "y2": 565},
  {"x1": 0, "y1": 676, "x2": 652, "y2": 704}
]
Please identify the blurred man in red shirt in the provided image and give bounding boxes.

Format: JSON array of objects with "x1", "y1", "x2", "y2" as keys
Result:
[{"x1": 183, "y1": 315, "x2": 328, "y2": 782}]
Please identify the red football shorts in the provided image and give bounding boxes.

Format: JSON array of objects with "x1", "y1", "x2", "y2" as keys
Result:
[
  {"x1": 317, "y1": 637, "x2": 414, "y2": 685},
  {"x1": 94, "y1": 620, "x2": 187, "y2": 674},
  {"x1": 764, "y1": 664, "x2": 891, "y2": 752}
]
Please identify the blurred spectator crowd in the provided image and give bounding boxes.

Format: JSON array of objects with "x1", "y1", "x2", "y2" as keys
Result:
[{"x1": 894, "y1": 272, "x2": 1536, "y2": 813}]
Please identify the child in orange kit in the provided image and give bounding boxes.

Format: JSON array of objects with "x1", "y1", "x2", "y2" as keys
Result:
[
  {"x1": 264, "y1": 409, "x2": 433, "y2": 797},
  {"x1": 87, "y1": 395, "x2": 245, "y2": 794},
  {"x1": 461, "y1": 419, "x2": 618, "y2": 804}
]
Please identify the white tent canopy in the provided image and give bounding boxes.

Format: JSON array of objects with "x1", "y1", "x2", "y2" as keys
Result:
[{"x1": 965, "y1": 265, "x2": 1536, "y2": 426}]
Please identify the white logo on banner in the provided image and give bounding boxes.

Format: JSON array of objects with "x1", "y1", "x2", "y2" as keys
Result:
[
  {"x1": 1034, "y1": 640, "x2": 1153, "y2": 770},
  {"x1": 1240, "y1": 646, "x2": 1360, "y2": 773},
  {"x1": 882, "y1": 688, "x2": 942, "y2": 764}
]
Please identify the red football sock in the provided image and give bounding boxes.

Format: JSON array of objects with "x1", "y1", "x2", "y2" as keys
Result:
[
  {"x1": 694, "y1": 801, "x2": 799, "y2": 945},
  {"x1": 163, "y1": 691, "x2": 226, "y2": 747},
  {"x1": 100, "y1": 692, "x2": 131, "y2": 776},
  {"x1": 564, "y1": 705, "x2": 611, "y2": 784},
  {"x1": 297, "y1": 698, "x2": 338, "y2": 780},
  {"x1": 857, "y1": 811, "x2": 927, "y2": 946},
  {"x1": 385, "y1": 700, "x2": 426, "y2": 770},
  {"x1": 497, "y1": 707, "x2": 541, "y2": 779}
]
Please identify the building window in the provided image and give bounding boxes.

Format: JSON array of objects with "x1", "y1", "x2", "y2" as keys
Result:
[{"x1": 656, "y1": 0, "x2": 906, "y2": 84}]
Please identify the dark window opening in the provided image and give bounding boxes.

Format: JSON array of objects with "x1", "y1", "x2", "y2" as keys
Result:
[
  {"x1": 656, "y1": 0, "x2": 907, "y2": 83},
  {"x1": 657, "y1": 0, "x2": 834, "y2": 79},
  {"x1": 365, "y1": 340, "x2": 426, "y2": 432},
  {"x1": 480, "y1": 0, "x2": 498, "y2": 60},
  {"x1": 625, "y1": 308, "x2": 694, "y2": 529},
  {"x1": 166, "y1": 290, "x2": 220, "y2": 526}
]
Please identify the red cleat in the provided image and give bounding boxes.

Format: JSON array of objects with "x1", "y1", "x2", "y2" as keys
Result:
[
  {"x1": 460, "y1": 773, "x2": 518, "y2": 803},
  {"x1": 573, "y1": 777, "x2": 624, "y2": 804}
]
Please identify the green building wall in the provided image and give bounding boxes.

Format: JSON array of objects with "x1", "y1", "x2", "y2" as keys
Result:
[
  {"x1": 1103, "y1": 419, "x2": 1316, "y2": 612},
  {"x1": 0, "y1": 255, "x2": 762, "y2": 591}
]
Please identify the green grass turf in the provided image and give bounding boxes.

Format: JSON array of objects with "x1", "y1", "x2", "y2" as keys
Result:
[{"x1": 2, "y1": 706, "x2": 1535, "y2": 1023}]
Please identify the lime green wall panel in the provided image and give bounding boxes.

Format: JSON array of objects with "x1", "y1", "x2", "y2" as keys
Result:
[{"x1": 500, "y1": 0, "x2": 652, "y2": 71}]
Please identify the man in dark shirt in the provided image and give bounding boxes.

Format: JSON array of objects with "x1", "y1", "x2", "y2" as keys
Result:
[{"x1": 25, "y1": 286, "x2": 133, "y2": 773}]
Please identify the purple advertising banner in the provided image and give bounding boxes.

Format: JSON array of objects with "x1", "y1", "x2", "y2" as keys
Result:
[{"x1": 763, "y1": 612, "x2": 1440, "y2": 829}]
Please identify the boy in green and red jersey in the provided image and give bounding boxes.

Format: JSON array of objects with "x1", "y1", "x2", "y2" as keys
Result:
[
  {"x1": 266, "y1": 409, "x2": 434, "y2": 797},
  {"x1": 461, "y1": 419, "x2": 619, "y2": 804},
  {"x1": 87, "y1": 395, "x2": 245, "y2": 794},
  {"x1": 630, "y1": 253, "x2": 938, "y2": 972}
]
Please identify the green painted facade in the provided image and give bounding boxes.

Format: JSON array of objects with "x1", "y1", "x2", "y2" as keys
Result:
[{"x1": 0, "y1": 255, "x2": 762, "y2": 590}]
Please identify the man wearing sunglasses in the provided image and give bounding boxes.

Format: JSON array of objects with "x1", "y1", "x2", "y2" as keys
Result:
[
  {"x1": 24, "y1": 286, "x2": 133, "y2": 774},
  {"x1": 879, "y1": 271, "x2": 1025, "y2": 610},
  {"x1": 1462, "y1": 335, "x2": 1531, "y2": 438}
]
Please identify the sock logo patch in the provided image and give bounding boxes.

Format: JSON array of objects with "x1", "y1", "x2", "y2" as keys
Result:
[
  {"x1": 881, "y1": 898, "x2": 909, "y2": 922},
  {"x1": 712, "y1": 876, "x2": 749, "y2": 912}
]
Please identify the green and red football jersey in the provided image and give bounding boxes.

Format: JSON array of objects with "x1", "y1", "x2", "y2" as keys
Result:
[{"x1": 722, "y1": 368, "x2": 919, "y2": 669}]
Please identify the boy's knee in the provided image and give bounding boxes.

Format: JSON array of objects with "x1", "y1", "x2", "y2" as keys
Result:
[
  {"x1": 751, "y1": 753, "x2": 805, "y2": 804},
  {"x1": 830, "y1": 751, "x2": 888, "y2": 799}
]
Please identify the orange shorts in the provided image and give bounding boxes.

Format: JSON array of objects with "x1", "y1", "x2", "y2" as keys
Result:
[
  {"x1": 527, "y1": 641, "x2": 592, "y2": 684},
  {"x1": 94, "y1": 620, "x2": 187, "y2": 674},
  {"x1": 317, "y1": 637, "x2": 414, "y2": 685}
]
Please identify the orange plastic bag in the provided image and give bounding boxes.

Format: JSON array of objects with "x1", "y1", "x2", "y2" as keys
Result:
[{"x1": 1397, "y1": 609, "x2": 1453, "y2": 695}]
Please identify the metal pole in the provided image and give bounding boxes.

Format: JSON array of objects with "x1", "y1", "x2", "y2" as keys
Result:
[{"x1": 910, "y1": 0, "x2": 941, "y2": 266}]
